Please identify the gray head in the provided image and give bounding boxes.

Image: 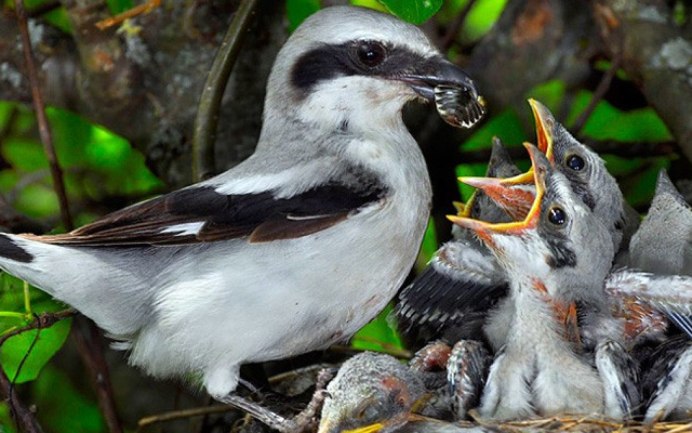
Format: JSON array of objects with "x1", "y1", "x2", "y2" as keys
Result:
[
  {"x1": 629, "y1": 169, "x2": 692, "y2": 275},
  {"x1": 318, "y1": 352, "x2": 424, "y2": 433},
  {"x1": 451, "y1": 143, "x2": 615, "y2": 301},
  {"x1": 529, "y1": 99, "x2": 628, "y2": 252},
  {"x1": 262, "y1": 6, "x2": 479, "y2": 140}
]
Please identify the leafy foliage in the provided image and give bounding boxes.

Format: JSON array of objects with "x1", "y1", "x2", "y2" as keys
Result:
[
  {"x1": 286, "y1": 0, "x2": 321, "y2": 31},
  {"x1": 377, "y1": 0, "x2": 443, "y2": 24}
]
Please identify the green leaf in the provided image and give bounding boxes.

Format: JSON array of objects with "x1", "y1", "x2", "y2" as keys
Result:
[
  {"x1": 106, "y1": 0, "x2": 133, "y2": 14},
  {"x1": 565, "y1": 91, "x2": 672, "y2": 142},
  {"x1": 351, "y1": 305, "x2": 406, "y2": 354},
  {"x1": 377, "y1": 0, "x2": 443, "y2": 24},
  {"x1": 287, "y1": 0, "x2": 321, "y2": 32},
  {"x1": 460, "y1": 109, "x2": 528, "y2": 151},
  {"x1": 350, "y1": 0, "x2": 388, "y2": 13},
  {"x1": 1, "y1": 300, "x2": 72, "y2": 384},
  {"x1": 14, "y1": 184, "x2": 60, "y2": 219},
  {"x1": 417, "y1": 218, "x2": 437, "y2": 270},
  {"x1": 455, "y1": 162, "x2": 491, "y2": 203},
  {"x1": 528, "y1": 79, "x2": 567, "y2": 112},
  {"x1": 0, "y1": 401, "x2": 17, "y2": 433},
  {"x1": 463, "y1": 0, "x2": 508, "y2": 42},
  {"x1": 32, "y1": 365, "x2": 105, "y2": 433}
]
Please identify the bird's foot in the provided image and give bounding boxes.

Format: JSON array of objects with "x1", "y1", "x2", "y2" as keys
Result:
[
  {"x1": 409, "y1": 340, "x2": 452, "y2": 372},
  {"x1": 447, "y1": 339, "x2": 491, "y2": 420},
  {"x1": 287, "y1": 368, "x2": 335, "y2": 433},
  {"x1": 220, "y1": 393, "x2": 293, "y2": 432}
]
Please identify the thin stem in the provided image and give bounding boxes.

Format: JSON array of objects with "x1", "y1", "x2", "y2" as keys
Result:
[
  {"x1": 0, "y1": 366, "x2": 44, "y2": 433},
  {"x1": 0, "y1": 309, "x2": 75, "y2": 346},
  {"x1": 192, "y1": 0, "x2": 259, "y2": 181},
  {"x1": 0, "y1": 311, "x2": 28, "y2": 320},
  {"x1": 23, "y1": 280, "x2": 31, "y2": 315},
  {"x1": 14, "y1": 0, "x2": 73, "y2": 231},
  {"x1": 441, "y1": 0, "x2": 478, "y2": 51},
  {"x1": 573, "y1": 56, "x2": 621, "y2": 134}
]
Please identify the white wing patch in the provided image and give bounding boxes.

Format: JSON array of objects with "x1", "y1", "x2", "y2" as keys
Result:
[{"x1": 160, "y1": 222, "x2": 205, "y2": 236}]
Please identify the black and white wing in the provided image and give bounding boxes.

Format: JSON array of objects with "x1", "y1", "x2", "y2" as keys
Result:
[
  {"x1": 395, "y1": 238, "x2": 508, "y2": 342},
  {"x1": 30, "y1": 176, "x2": 386, "y2": 246}
]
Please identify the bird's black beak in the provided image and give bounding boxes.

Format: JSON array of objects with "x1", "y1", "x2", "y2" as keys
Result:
[
  {"x1": 400, "y1": 57, "x2": 485, "y2": 128},
  {"x1": 400, "y1": 57, "x2": 477, "y2": 101}
]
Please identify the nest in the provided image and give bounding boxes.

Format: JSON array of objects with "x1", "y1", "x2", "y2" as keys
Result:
[{"x1": 459, "y1": 416, "x2": 692, "y2": 433}]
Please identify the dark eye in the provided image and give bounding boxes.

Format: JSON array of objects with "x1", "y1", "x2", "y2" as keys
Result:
[
  {"x1": 548, "y1": 206, "x2": 567, "y2": 226},
  {"x1": 357, "y1": 41, "x2": 386, "y2": 67},
  {"x1": 566, "y1": 154, "x2": 585, "y2": 171}
]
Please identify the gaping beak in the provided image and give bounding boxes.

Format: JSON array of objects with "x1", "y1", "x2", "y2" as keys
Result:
[
  {"x1": 528, "y1": 99, "x2": 556, "y2": 162},
  {"x1": 340, "y1": 423, "x2": 384, "y2": 433},
  {"x1": 401, "y1": 57, "x2": 485, "y2": 128},
  {"x1": 458, "y1": 171, "x2": 536, "y2": 221},
  {"x1": 452, "y1": 200, "x2": 468, "y2": 215},
  {"x1": 448, "y1": 142, "x2": 547, "y2": 245}
]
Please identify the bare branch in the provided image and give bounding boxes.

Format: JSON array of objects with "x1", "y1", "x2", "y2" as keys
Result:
[
  {"x1": 71, "y1": 316, "x2": 124, "y2": 433},
  {"x1": 573, "y1": 55, "x2": 621, "y2": 133},
  {"x1": 593, "y1": 0, "x2": 692, "y2": 163},
  {"x1": 0, "y1": 367, "x2": 44, "y2": 433},
  {"x1": 192, "y1": 0, "x2": 260, "y2": 181},
  {"x1": 441, "y1": 0, "x2": 477, "y2": 51},
  {"x1": 14, "y1": 0, "x2": 73, "y2": 230},
  {"x1": 0, "y1": 310, "x2": 75, "y2": 347}
]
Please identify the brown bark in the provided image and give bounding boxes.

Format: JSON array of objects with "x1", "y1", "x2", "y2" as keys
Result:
[{"x1": 593, "y1": 0, "x2": 692, "y2": 162}]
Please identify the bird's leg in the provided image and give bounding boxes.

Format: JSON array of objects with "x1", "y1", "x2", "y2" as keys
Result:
[
  {"x1": 447, "y1": 339, "x2": 491, "y2": 420},
  {"x1": 409, "y1": 340, "x2": 452, "y2": 372},
  {"x1": 222, "y1": 368, "x2": 335, "y2": 433},
  {"x1": 288, "y1": 368, "x2": 335, "y2": 432},
  {"x1": 220, "y1": 393, "x2": 295, "y2": 432}
]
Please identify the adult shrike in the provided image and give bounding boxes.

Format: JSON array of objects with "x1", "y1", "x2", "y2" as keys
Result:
[{"x1": 0, "y1": 5, "x2": 483, "y2": 431}]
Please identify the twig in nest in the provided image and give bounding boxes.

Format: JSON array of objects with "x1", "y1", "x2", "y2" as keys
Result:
[{"x1": 137, "y1": 405, "x2": 238, "y2": 432}]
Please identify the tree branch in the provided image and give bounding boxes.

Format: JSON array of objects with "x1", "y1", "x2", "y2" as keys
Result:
[
  {"x1": 0, "y1": 367, "x2": 44, "y2": 433},
  {"x1": 593, "y1": 0, "x2": 692, "y2": 163},
  {"x1": 192, "y1": 0, "x2": 259, "y2": 181},
  {"x1": 572, "y1": 55, "x2": 621, "y2": 133},
  {"x1": 14, "y1": 0, "x2": 73, "y2": 230}
]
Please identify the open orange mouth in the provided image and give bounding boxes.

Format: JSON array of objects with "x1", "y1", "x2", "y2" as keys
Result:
[
  {"x1": 529, "y1": 98, "x2": 556, "y2": 162},
  {"x1": 448, "y1": 142, "x2": 547, "y2": 243}
]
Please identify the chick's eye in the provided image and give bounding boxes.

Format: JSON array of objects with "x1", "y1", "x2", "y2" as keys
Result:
[
  {"x1": 566, "y1": 154, "x2": 585, "y2": 171},
  {"x1": 548, "y1": 206, "x2": 567, "y2": 226},
  {"x1": 357, "y1": 41, "x2": 386, "y2": 67}
]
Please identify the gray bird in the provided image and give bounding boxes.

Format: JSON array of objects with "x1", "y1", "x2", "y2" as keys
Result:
[
  {"x1": 396, "y1": 100, "x2": 637, "y2": 349},
  {"x1": 318, "y1": 351, "x2": 493, "y2": 433},
  {"x1": 0, "y1": 6, "x2": 483, "y2": 430},
  {"x1": 528, "y1": 99, "x2": 639, "y2": 255},
  {"x1": 628, "y1": 169, "x2": 692, "y2": 277},
  {"x1": 450, "y1": 143, "x2": 637, "y2": 421},
  {"x1": 640, "y1": 336, "x2": 692, "y2": 421},
  {"x1": 618, "y1": 169, "x2": 692, "y2": 420},
  {"x1": 318, "y1": 352, "x2": 425, "y2": 433},
  {"x1": 395, "y1": 138, "x2": 518, "y2": 344}
]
